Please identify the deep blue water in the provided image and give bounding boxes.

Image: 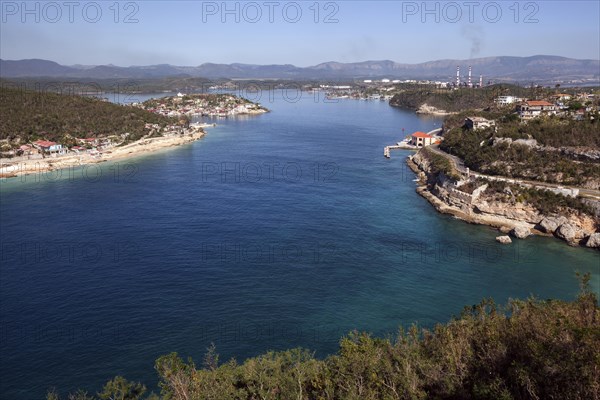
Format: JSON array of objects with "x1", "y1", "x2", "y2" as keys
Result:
[{"x1": 1, "y1": 91, "x2": 598, "y2": 398}]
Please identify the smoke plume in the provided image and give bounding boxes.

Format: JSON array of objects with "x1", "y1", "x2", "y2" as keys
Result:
[{"x1": 460, "y1": 25, "x2": 484, "y2": 59}]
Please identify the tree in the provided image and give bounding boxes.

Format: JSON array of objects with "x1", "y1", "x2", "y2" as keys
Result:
[{"x1": 98, "y1": 376, "x2": 146, "y2": 400}]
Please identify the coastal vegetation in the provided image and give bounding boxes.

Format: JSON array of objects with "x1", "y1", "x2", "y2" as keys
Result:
[
  {"x1": 0, "y1": 76, "x2": 214, "y2": 95},
  {"x1": 139, "y1": 93, "x2": 269, "y2": 119},
  {"x1": 480, "y1": 179, "x2": 594, "y2": 215},
  {"x1": 419, "y1": 147, "x2": 462, "y2": 181},
  {"x1": 0, "y1": 86, "x2": 182, "y2": 147},
  {"x1": 46, "y1": 275, "x2": 600, "y2": 400},
  {"x1": 443, "y1": 110, "x2": 600, "y2": 148},
  {"x1": 389, "y1": 84, "x2": 599, "y2": 114},
  {"x1": 389, "y1": 84, "x2": 533, "y2": 113},
  {"x1": 0, "y1": 76, "x2": 350, "y2": 96},
  {"x1": 0, "y1": 87, "x2": 269, "y2": 161},
  {"x1": 440, "y1": 113, "x2": 600, "y2": 188},
  {"x1": 0, "y1": 87, "x2": 268, "y2": 178}
]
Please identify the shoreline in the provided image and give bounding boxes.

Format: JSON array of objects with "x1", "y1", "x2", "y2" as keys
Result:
[
  {"x1": 415, "y1": 103, "x2": 457, "y2": 116},
  {"x1": 0, "y1": 130, "x2": 206, "y2": 180},
  {"x1": 405, "y1": 154, "x2": 599, "y2": 249}
]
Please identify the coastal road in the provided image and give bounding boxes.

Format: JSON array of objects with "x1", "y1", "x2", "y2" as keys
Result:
[
  {"x1": 426, "y1": 145, "x2": 600, "y2": 201},
  {"x1": 427, "y1": 144, "x2": 468, "y2": 174}
]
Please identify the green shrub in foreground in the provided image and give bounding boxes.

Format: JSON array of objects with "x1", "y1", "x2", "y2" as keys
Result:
[{"x1": 49, "y1": 274, "x2": 600, "y2": 400}]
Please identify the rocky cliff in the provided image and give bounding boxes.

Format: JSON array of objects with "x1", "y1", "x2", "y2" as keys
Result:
[{"x1": 408, "y1": 151, "x2": 599, "y2": 248}]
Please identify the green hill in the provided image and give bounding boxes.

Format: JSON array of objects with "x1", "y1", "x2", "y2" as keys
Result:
[
  {"x1": 0, "y1": 86, "x2": 182, "y2": 148},
  {"x1": 389, "y1": 84, "x2": 545, "y2": 113},
  {"x1": 439, "y1": 110, "x2": 600, "y2": 188}
]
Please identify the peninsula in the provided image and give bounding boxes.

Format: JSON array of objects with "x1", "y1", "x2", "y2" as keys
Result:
[
  {"x1": 138, "y1": 93, "x2": 269, "y2": 118},
  {"x1": 398, "y1": 88, "x2": 600, "y2": 249},
  {"x1": 0, "y1": 89, "x2": 267, "y2": 178}
]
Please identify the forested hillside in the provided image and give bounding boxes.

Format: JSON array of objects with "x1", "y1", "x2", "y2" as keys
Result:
[
  {"x1": 440, "y1": 111, "x2": 600, "y2": 188},
  {"x1": 0, "y1": 87, "x2": 181, "y2": 145},
  {"x1": 389, "y1": 84, "x2": 534, "y2": 112}
]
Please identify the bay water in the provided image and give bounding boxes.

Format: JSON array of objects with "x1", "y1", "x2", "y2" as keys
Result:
[{"x1": 1, "y1": 91, "x2": 598, "y2": 398}]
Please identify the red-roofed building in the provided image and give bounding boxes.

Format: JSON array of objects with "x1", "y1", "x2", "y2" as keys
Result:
[
  {"x1": 16, "y1": 144, "x2": 37, "y2": 157},
  {"x1": 33, "y1": 140, "x2": 56, "y2": 147},
  {"x1": 71, "y1": 146, "x2": 86, "y2": 153},
  {"x1": 517, "y1": 100, "x2": 557, "y2": 120},
  {"x1": 32, "y1": 140, "x2": 64, "y2": 154},
  {"x1": 410, "y1": 131, "x2": 435, "y2": 147}
]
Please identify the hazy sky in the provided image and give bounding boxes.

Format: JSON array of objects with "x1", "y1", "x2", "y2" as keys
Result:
[{"x1": 1, "y1": 1, "x2": 599, "y2": 66}]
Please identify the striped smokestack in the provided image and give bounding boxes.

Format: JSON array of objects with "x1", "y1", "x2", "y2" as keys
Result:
[
  {"x1": 468, "y1": 66, "x2": 472, "y2": 88},
  {"x1": 456, "y1": 66, "x2": 460, "y2": 86}
]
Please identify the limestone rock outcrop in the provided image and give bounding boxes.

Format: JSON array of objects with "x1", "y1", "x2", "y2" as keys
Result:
[
  {"x1": 496, "y1": 235, "x2": 512, "y2": 244},
  {"x1": 555, "y1": 223, "x2": 585, "y2": 245},
  {"x1": 512, "y1": 226, "x2": 531, "y2": 239},
  {"x1": 585, "y1": 233, "x2": 600, "y2": 248},
  {"x1": 539, "y1": 216, "x2": 569, "y2": 234}
]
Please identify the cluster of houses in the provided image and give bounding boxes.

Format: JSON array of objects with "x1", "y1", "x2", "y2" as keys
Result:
[
  {"x1": 399, "y1": 90, "x2": 597, "y2": 150},
  {"x1": 450, "y1": 91, "x2": 598, "y2": 139},
  {"x1": 495, "y1": 92, "x2": 597, "y2": 121},
  {"x1": 323, "y1": 87, "x2": 395, "y2": 101},
  {"x1": 3, "y1": 120, "x2": 200, "y2": 160},
  {"x1": 12, "y1": 137, "x2": 115, "y2": 159},
  {"x1": 140, "y1": 94, "x2": 266, "y2": 118},
  {"x1": 143, "y1": 122, "x2": 192, "y2": 136}
]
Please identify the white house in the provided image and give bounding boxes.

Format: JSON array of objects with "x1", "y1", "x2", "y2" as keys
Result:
[
  {"x1": 495, "y1": 96, "x2": 524, "y2": 105},
  {"x1": 32, "y1": 140, "x2": 65, "y2": 155},
  {"x1": 517, "y1": 101, "x2": 557, "y2": 120},
  {"x1": 409, "y1": 132, "x2": 435, "y2": 147},
  {"x1": 465, "y1": 117, "x2": 496, "y2": 131},
  {"x1": 553, "y1": 93, "x2": 572, "y2": 101}
]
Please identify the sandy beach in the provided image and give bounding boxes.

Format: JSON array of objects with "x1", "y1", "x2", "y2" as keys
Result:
[{"x1": 0, "y1": 131, "x2": 206, "y2": 179}]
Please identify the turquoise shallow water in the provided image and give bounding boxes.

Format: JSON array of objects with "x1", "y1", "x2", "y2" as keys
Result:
[{"x1": 1, "y1": 91, "x2": 598, "y2": 398}]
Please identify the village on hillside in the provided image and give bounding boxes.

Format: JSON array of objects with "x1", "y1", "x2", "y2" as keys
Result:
[
  {"x1": 2, "y1": 122, "x2": 204, "y2": 162},
  {"x1": 391, "y1": 90, "x2": 598, "y2": 151},
  {"x1": 137, "y1": 92, "x2": 269, "y2": 118}
]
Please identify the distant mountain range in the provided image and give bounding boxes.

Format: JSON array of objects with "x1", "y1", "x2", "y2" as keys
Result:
[{"x1": 1, "y1": 56, "x2": 598, "y2": 83}]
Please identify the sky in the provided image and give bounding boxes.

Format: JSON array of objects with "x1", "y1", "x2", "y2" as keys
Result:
[{"x1": 1, "y1": 0, "x2": 599, "y2": 66}]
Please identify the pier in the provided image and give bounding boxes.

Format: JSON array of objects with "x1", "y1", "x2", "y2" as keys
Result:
[
  {"x1": 384, "y1": 145, "x2": 405, "y2": 158},
  {"x1": 384, "y1": 128, "x2": 443, "y2": 158}
]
